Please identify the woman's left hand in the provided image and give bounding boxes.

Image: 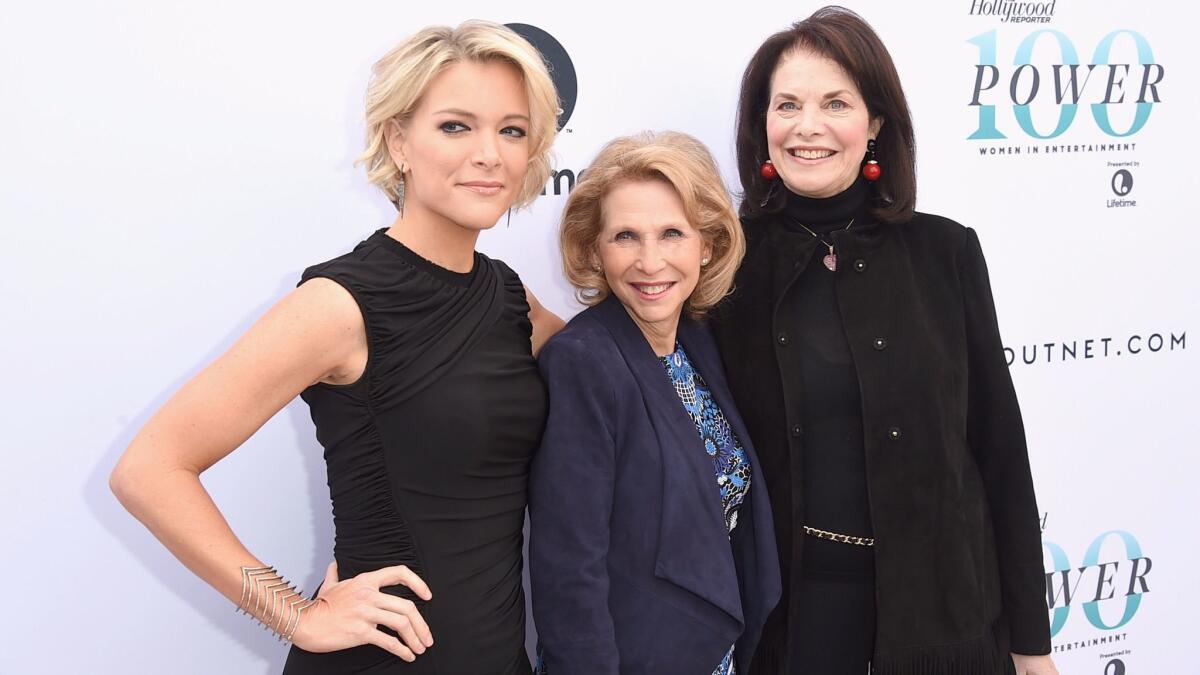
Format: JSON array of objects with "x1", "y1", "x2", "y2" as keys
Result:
[{"x1": 1012, "y1": 653, "x2": 1059, "y2": 675}]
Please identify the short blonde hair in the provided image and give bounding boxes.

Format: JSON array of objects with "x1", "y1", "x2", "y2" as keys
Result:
[
  {"x1": 358, "y1": 21, "x2": 558, "y2": 208},
  {"x1": 560, "y1": 131, "x2": 745, "y2": 318}
]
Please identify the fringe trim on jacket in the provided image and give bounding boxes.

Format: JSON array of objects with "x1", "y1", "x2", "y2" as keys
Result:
[{"x1": 871, "y1": 633, "x2": 1015, "y2": 675}]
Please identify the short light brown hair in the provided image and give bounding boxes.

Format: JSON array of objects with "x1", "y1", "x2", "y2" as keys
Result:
[
  {"x1": 560, "y1": 131, "x2": 745, "y2": 318},
  {"x1": 357, "y1": 21, "x2": 559, "y2": 208}
]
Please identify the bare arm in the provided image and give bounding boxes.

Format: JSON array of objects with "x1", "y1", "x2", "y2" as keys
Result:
[
  {"x1": 111, "y1": 279, "x2": 362, "y2": 595},
  {"x1": 110, "y1": 279, "x2": 431, "y2": 659},
  {"x1": 523, "y1": 284, "x2": 565, "y2": 356}
]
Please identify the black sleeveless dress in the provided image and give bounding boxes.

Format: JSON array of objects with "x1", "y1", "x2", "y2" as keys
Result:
[{"x1": 282, "y1": 229, "x2": 546, "y2": 674}]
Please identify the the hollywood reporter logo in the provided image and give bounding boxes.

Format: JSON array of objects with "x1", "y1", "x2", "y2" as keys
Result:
[{"x1": 969, "y1": 0, "x2": 1057, "y2": 24}]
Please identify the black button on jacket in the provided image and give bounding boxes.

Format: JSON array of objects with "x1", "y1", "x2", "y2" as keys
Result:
[{"x1": 712, "y1": 210, "x2": 1051, "y2": 674}]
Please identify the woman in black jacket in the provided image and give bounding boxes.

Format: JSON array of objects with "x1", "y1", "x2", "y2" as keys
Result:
[{"x1": 711, "y1": 7, "x2": 1059, "y2": 675}]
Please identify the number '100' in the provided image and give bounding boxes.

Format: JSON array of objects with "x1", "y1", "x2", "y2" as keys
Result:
[{"x1": 967, "y1": 29, "x2": 1164, "y2": 139}]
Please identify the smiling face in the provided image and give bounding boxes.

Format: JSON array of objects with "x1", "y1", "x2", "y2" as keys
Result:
[
  {"x1": 766, "y1": 48, "x2": 882, "y2": 199},
  {"x1": 385, "y1": 59, "x2": 531, "y2": 231},
  {"x1": 596, "y1": 179, "x2": 711, "y2": 353}
]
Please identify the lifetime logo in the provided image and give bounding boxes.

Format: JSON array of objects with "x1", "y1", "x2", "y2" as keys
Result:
[
  {"x1": 1043, "y1": 530, "x2": 1151, "y2": 637},
  {"x1": 967, "y1": 29, "x2": 1165, "y2": 139}
]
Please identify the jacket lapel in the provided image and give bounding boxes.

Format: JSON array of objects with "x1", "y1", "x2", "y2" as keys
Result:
[
  {"x1": 591, "y1": 297, "x2": 745, "y2": 626},
  {"x1": 678, "y1": 320, "x2": 782, "y2": 638}
]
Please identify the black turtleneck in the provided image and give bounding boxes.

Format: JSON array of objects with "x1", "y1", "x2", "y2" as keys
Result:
[{"x1": 778, "y1": 178, "x2": 875, "y2": 579}]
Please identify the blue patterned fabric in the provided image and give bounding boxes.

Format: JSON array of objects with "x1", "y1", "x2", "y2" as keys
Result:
[
  {"x1": 661, "y1": 344, "x2": 752, "y2": 533},
  {"x1": 662, "y1": 343, "x2": 751, "y2": 675}
]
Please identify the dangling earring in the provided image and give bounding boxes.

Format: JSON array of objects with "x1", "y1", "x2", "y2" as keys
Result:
[
  {"x1": 759, "y1": 180, "x2": 781, "y2": 207},
  {"x1": 862, "y1": 139, "x2": 881, "y2": 182},
  {"x1": 760, "y1": 159, "x2": 778, "y2": 181},
  {"x1": 759, "y1": 159, "x2": 781, "y2": 207},
  {"x1": 395, "y1": 163, "x2": 407, "y2": 215}
]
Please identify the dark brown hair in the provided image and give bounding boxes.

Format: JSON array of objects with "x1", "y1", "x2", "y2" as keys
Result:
[{"x1": 735, "y1": 6, "x2": 916, "y2": 224}]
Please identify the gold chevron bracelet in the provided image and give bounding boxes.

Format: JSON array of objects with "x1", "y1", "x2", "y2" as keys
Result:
[{"x1": 236, "y1": 565, "x2": 318, "y2": 642}]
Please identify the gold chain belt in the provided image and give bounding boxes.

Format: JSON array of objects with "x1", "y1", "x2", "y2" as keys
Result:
[{"x1": 803, "y1": 525, "x2": 875, "y2": 547}]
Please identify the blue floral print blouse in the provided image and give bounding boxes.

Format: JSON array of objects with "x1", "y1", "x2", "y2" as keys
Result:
[{"x1": 662, "y1": 343, "x2": 751, "y2": 675}]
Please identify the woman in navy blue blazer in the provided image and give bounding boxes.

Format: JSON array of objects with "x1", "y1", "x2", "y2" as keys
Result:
[{"x1": 529, "y1": 132, "x2": 781, "y2": 675}]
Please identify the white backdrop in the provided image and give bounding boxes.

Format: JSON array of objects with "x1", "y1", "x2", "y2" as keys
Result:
[{"x1": 2, "y1": 1, "x2": 1196, "y2": 673}]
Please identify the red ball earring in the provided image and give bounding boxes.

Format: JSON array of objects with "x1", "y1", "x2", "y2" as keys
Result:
[
  {"x1": 760, "y1": 159, "x2": 778, "y2": 181},
  {"x1": 862, "y1": 139, "x2": 881, "y2": 182}
]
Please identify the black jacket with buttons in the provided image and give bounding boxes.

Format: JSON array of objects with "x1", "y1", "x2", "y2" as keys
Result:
[{"x1": 711, "y1": 202, "x2": 1051, "y2": 674}]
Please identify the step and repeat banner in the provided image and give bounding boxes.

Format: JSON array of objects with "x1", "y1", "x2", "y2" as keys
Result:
[{"x1": 1, "y1": 1, "x2": 1195, "y2": 673}]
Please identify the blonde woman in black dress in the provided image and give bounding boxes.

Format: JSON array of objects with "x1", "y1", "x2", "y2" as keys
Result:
[{"x1": 111, "y1": 21, "x2": 563, "y2": 674}]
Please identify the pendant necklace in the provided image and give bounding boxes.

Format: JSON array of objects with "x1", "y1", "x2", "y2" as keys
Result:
[{"x1": 794, "y1": 218, "x2": 855, "y2": 272}]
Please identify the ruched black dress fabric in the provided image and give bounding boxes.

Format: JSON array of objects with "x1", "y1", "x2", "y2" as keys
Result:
[{"x1": 282, "y1": 230, "x2": 546, "y2": 674}]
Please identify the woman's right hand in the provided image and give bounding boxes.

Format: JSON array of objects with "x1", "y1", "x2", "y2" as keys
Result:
[{"x1": 292, "y1": 562, "x2": 435, "y2": 662}]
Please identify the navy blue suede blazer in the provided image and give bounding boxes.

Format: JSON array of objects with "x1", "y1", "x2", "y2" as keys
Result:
[{"x1": 528, "y1": 295, "x2": 781, "y2": 675}]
